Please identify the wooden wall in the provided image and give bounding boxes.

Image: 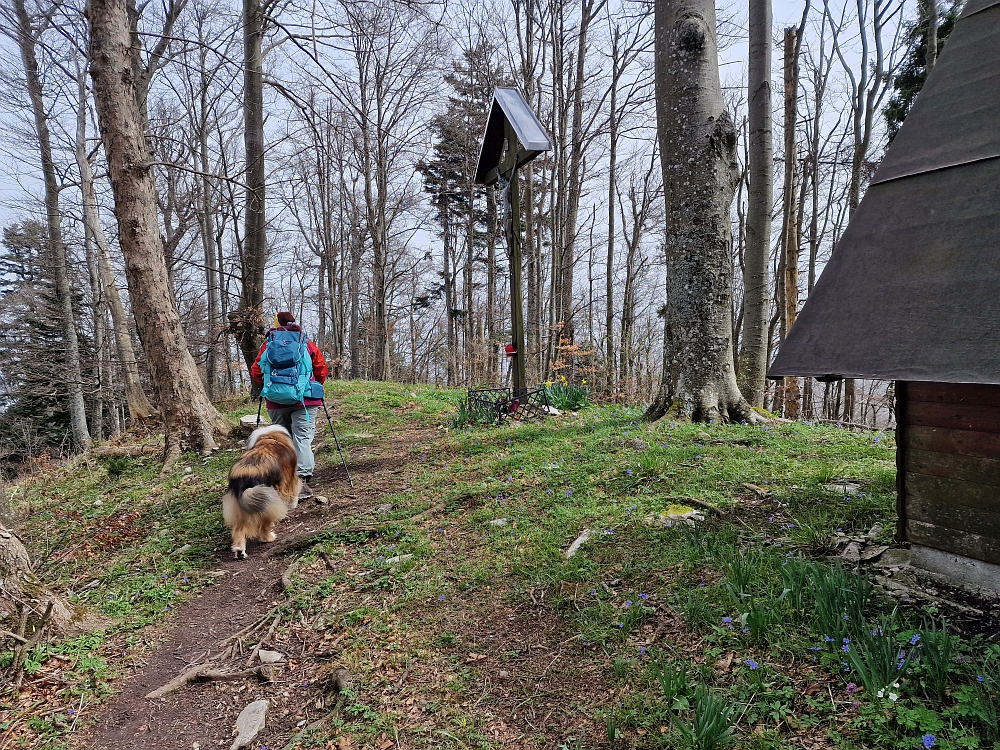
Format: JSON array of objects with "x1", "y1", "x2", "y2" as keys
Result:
[{"x1": 899, "y1": 381, "x2": 1000, "y2": 565}]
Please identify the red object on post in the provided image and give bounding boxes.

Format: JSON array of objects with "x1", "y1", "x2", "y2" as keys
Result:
[{"x1": 504, "y1": 344, "x2": 517, "y2": 357}]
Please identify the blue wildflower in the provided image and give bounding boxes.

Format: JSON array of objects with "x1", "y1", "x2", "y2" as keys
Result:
[
  {"x1": 922, "y1": 735, "x2": 936, "y2": 750},
  {"x1": 744, "y1": 659, "x2": 760, "y2": 669},
  {"x1": 910, "y1": 633, "x2": 921, "y2": 645}
]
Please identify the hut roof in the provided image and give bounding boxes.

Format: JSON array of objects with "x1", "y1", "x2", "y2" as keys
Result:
[{"x1": 767, "y1": 0, "x2": 1000, "y2": 384}]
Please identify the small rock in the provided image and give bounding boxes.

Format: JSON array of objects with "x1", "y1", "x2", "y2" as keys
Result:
[
  {"x1": 93, "y1": 499, "x2": 103, "y2": 507},
  {"x1": 822, "y1": 481, "x2": 863, "y2": 496},
  {"x1": 377, "y1": 503, "x2": 394, "y2": 514},
  {"x1": 384, "y1": 554, "x2": 414, "y2": 566},
  {"x1": 487, "y1": 518, "x2": 509, "y2": 527},
  {"x1": 543, "y1": 405, "x2": 562, "y2": 416},
  {"x1": 314, "y1": 495, "x2": 328, "y2": 504},
  {"x1": 184, "y1": 467, "x2": 192, "y2": 474},
  {"x1": 866, "y1": 524, "x2": 884, "y2": 541},
  {"x1": 840, "y1": 541, "x2": 862, "y2": 563},
  {"x1": 695, "y1": 430, "x2": 712, "y2": 441},
  {"x1": 231, "y1": 699, "x2": 269, "y2": 749},
  {"x1": 860, "y1": 544, "x2": 890, "y2": 562},
  {"x1": 877, "y1": 548, "x2": 913, "y2": 568},
  {"x1": 172, "y1": 544, "x2": 192, "y2": 555},
  {"x1": 257, "y1": 650, "x2": 284, "y2": 664}
]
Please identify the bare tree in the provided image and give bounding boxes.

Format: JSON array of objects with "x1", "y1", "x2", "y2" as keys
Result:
[
  {"x1": 87, "y1": 0, "x2": 230, "y2": 462},
  {"x1": 736, "y1": 0, "x2": 772, "y2": 407},
  {"x1": 10, "y1": 0, "x2": 91, "y2": 450}
]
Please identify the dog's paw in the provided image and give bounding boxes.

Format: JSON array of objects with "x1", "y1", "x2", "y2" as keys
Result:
[
  {"x1": 233, "y1": 549, "x2": 248, "y2": 560},
  {"x1": 266, "y1": 531, "x2": 277, "y2": 542}
]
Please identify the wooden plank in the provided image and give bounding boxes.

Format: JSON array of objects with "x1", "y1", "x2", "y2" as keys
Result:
[
  {"x1": 904, "y1": 400, "x2": 1000, "y2": 434},
  {"x1": 907, "y1": 381, "x2": 1000, "y2": 408},
  {"x1": 905, "y1": 519, "x2": 1000, "y2": 566},
  {"x1": 895, "y1": 382, "x2": 908, "y2": 544},
  {"x1": 906, "y1": 495, "x2": 1000, "y2": 537},
  {"x1": 907, "y1": 448, "x2": 1000, "y2": 484},
  {"x1": 905, "y1": 424, "x2": 1000, "y2": 460},
  {"x1": 906, "y1": 472, "x2": 1000, "y2": 512}
]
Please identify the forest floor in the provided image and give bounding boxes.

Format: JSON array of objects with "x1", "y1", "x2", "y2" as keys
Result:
[{"x1": 2, "y1": 381, "x2": 999, "y2": 750}]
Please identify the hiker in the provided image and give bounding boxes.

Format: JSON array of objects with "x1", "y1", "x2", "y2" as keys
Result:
[{"x1": 251, "y1": 311, "x2": 329, "y2": 499}]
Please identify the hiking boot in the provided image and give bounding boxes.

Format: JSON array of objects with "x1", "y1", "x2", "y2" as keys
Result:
[{"x1": 298, "y1": 478, "x2": 314, "y2": 500}]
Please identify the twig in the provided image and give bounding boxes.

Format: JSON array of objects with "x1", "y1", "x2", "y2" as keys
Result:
[
  {"x1": 145, "y1": 663, "x2": 268, "y2": 700},
  {"x1": 281, "y1": 558, "x2": 300, "y2": 591},
  {"x1": 276, "y1": 502, "x2": 447, "y2": 554}
]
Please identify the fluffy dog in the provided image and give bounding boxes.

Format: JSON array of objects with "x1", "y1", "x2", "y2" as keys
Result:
[{"x1": 222, "y1": 425, "x2": 301, "y2": 558}]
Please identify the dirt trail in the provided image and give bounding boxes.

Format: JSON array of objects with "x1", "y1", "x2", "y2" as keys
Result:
[{"x1": 76, "y1": 428, "x2": 433, "y2": 750}]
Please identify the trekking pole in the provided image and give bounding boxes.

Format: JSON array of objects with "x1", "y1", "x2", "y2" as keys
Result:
[
  {"x1": 255, "y1": 397, "x2": 263, "y2": 427},
  {"x1": 320, "y1": 400, "x2": 354, "y2": 487}
]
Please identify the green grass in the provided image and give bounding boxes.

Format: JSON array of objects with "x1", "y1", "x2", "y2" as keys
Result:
[{"x1": 5, "y1": 383, "x2": 996, "y2": 749}]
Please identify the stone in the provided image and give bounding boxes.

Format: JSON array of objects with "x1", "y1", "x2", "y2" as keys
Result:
[
  {"x1": 257, "y1": 649, "x2": 284, "y2": 664},
  {"x1": 822, "y1": 481, "x2": 863, "y2": 496},
  {"x1": 314, "y1": 496, "x2": 328, "y2": 504},
  {"x1": 377, "y1": 503, "x2": 394, "y2": 514},
  {"x1": 231, "y1": 699, "x2": 269, "y2": 749},
  {"x1": 875, "y1": 548, "x2": 913, "y2": 568},
  {"x1": 840, "y1": 541, "x2": 862, "y2": 563},
  {"x1": 384, "y1": 554, "x2": 414, "y2": 566},
  {"x1": 543, "y1": 405, "x2": 562, "y2": 416},
  {"x1": 487, "y1": 518, "x2": 509, "y2": 527}
]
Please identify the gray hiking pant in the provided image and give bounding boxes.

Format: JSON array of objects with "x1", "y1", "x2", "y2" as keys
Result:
[{"x1": 267, "y1": 406, "x2": 319, "y2": 478}]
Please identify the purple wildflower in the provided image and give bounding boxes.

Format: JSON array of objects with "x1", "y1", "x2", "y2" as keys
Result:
[{"x1": 922, "y1": 735, "x2": 936, "y2": 749}]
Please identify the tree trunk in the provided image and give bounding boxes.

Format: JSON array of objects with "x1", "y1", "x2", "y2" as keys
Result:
[
  {"x1": 87, "y1": 0, "x2": 230, "y2": 463},
  {"x1": 15, "y1": 0, "x2": 91, "y2": 450},
  {"x1": 606, "y1": 26, "x2": 620, "y2": 395},
  {"x1": 0, "y1": 524, "x2": 78, "y2": 635},
  {"x1": 78, "y1": 83, "x2": 155, "y2": 423},
  {"x1": 737, "y1": 0, "x2": 773, "y2": 407},
  {"x1": 236, "y1": 0, "x2": 267, "y2": 396},
  {"x1": 781, "y1": 27, "x2": 801, "y2": 420},
  {"x1": 199, "y1": 54, "x2": 222, "y2": 400},
  {"x1": 645, "y1": 0, "x2": 757, "y2": 424},
  {"x1": 923, "y1": 0, "x2": 938, "y2": 72}
]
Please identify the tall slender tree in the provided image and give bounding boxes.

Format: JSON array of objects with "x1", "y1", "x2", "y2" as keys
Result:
[
  {"x1": 737, "y1": 0, "x2": 773, "y2": 407},
  {"x1": 11, "y1": 0, "x2": 91, "y2": 450}
]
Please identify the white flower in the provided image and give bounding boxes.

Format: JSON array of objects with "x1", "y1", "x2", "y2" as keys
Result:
[
  {"x1": 877, "y1": 689, "x2": 885, "y2": 698},
  {"x1": 893, "y1": 682, "x2": 900, "y2": 689},
  {"x1": 888, "y1": 692, "x2": 899, "y2": 702}
]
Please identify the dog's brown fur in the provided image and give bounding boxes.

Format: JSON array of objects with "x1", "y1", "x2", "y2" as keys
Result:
[{"x1": 222, "y1": 425, "x2": 301, "y2": 558}]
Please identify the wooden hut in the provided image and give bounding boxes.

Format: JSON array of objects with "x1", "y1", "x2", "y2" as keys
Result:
[{"x1": 768, "y1": 0, "x2": 1000, "y2": 592}]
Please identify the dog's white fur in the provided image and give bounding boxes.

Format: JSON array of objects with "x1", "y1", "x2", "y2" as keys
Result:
[{"x1": 247, "y1": 423, "x2": 291, "y2": 449}]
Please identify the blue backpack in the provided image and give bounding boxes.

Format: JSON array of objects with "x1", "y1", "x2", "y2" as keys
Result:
[{"x1": 260, "y1": 329, "x2": 313, "y2": 406}]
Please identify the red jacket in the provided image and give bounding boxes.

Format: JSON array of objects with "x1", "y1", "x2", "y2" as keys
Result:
[{"x1": 251, "y1": 325, "x2": 329, "y2": 409}]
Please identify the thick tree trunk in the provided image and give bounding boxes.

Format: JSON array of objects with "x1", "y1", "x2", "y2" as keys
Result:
[
  {"x1": 87, "y1": 0, "x2": 230, "y2": 463},
  {"x1": 737, "y1": 0, "x2": 773, "y2": 407},
  {"x1": 15, "y1": 0, "x2": 91, "y2": 450},
  {"x1": 0, "y1": 524, "x2": 77, "y2": 635},
  {"x1": 645, "y1": 0, "x2": 757, "y2": 424},
  {"x1": 236, "y1": 0, "x2": 267, "y2": 397}
]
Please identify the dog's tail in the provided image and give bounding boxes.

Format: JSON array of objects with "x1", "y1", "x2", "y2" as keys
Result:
[{"x1": 222, "y1": 485, "x2": 289, "y2": 528}]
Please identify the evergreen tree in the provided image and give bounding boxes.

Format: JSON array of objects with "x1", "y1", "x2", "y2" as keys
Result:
[
  {"x1": 0, "y1": 221, "x2": 92, "y2": 457},
  {"x1": 883, "y1": 1, "x2": 960, "y2": 142}
]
